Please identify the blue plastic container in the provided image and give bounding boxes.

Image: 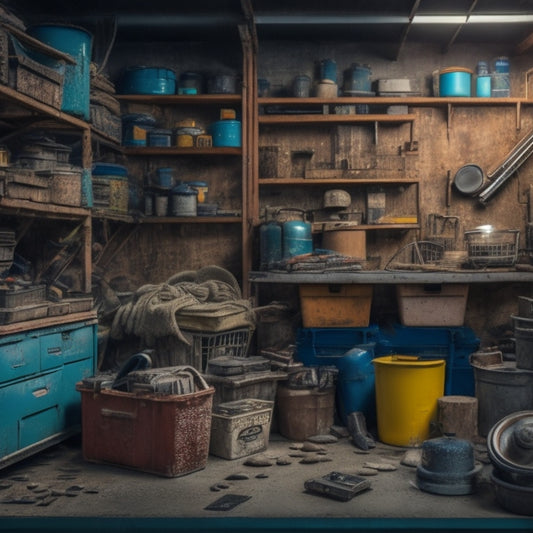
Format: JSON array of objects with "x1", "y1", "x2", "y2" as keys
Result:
[
  {"x1": 476, "y1": 76, "x2": 491, "y2": 97},
  {"x1": 92, "y1": 163, "x2": 127, "y2": 177},
  {"x1": 155, "y1": 168, "x2": 174, "y2": 188},
  {"x1": 439, "y1": 67, "x2": 473, "y2": 97},
  {"x1": 147, "y1": 129, "x2": 172, "y2": 147},
  {"x1": 27, "y1": 24, "x2": 93, "y2": 120},
  {"x1": 121, "y1": 113, "x2": 156, "y2": 147},
  {"x1": 343, "y1": 63, "x2": 372, "y2": 94},
  {"x1": 120, "y1": 67, "x2": 176, "y2": 95},
  {"x1": 335, "y1": 346, "x2": 377, "y2": 426},
  {"x1": 296, "y1": 326, "x2": 380, "y2": 366},
  {"x1": 320, "y1": 59, "x2": 337, "y2": 83},
  {"x1": 211, "y1": 120, "x2": 241, "y2": 147}
]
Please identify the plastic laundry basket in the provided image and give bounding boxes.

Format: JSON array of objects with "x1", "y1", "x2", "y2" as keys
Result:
[{"x1": 373, "y1": 355, "x2": 445, "y2": 447}]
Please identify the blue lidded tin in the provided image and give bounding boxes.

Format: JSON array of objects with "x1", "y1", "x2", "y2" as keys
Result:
[
  {"x1": 211, "y1": 120, "x2": 241, "y2": 147},
  {"x1": 320, "y1": 59, "x2": 337, "y2": 83},
  {"x1": 120, "y1": 66, "x2": 176, "y2": 95},
  {"x1": 147, "y1": 129, "x2": 172, "y2": 147},
  {"x1": 155, "y1": 167, "x2": 174, "y2": 188},
  {"x1": 439, "y1": 67, "x2": 473, "y2": 97},
  {"x1": 121, "y1": 113, "x2": 156, "y2": 147}
]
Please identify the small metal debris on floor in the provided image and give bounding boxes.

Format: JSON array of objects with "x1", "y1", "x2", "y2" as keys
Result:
[
  {"x1": 304, "y1": 471, "x2": 372, "y2": 501},
  {"x1": 204, "y1": 494, "x2": 251, "y2": 511}
]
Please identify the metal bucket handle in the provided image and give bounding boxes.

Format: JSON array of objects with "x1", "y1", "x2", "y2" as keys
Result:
[
  {"x1": 276, "y1": 207, "x2": 308, "y2": 222},
  {"x1": 170, "y1": 364, "x2": 211, "y2": 391}
]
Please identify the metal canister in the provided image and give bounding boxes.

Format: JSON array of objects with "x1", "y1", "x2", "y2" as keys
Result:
[
  {"x1": 170, "y1": 183, "x2": 197, "y2": 216},
  {"x1": 259, "y1": 219, "x2": 282, "y2": 270},
  {"x1": 279, "y1": 208, "x2": 313, "y2": 259}
]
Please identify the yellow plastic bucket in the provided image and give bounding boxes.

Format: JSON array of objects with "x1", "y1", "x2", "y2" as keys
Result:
[{"x1": 373, "y1": 355, "x2": 446, "y2": 447}]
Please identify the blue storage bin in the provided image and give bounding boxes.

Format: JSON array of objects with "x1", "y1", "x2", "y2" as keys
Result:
[
  {"x1": 120, "y1": 66, "x2": 176, "y2": 95},
  {"x1": 296, "y1": 326, "x2": 380, "y2": 366}
]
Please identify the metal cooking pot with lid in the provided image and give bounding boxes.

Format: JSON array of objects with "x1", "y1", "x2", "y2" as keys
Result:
[
  {"x1": 488, "y1": 410, "x2": 533, "y2": 485},
  {"x1": 416, "y1": 434, "x2": 482, "y2": 495}
]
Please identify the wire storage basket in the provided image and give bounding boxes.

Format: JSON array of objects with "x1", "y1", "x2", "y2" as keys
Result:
[
  {"x1": 184, "y1": 327, "x2": 253, "y2": 372},
  {"x1": 464, "y1": 229, "x2": 520, "y2": 268}
]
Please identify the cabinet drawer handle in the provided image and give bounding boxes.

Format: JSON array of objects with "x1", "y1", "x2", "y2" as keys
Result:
[
  {"x1": 101, "y1": 408, "x2": 136, "y2": 420},
  {"x1": 32, "y1": 388, "x2": 49, "y2": 398},
  {"x1": 47, "y1": 347, "x2": 62, "y2": 356},
  {"x1": 12, "y1": 362, "x2": 27, "y2": 369}
]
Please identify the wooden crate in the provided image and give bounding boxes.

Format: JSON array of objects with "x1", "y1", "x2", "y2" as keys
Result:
[
  {"x1": 90, "y1": 104, "x2": 121, "y2": 142},
  {"x1": 37, "y1": 169, "x2": 82, "y2": 207},
  {"x1": 8, "y1": 35, "x2": 64, "y2": 110}
]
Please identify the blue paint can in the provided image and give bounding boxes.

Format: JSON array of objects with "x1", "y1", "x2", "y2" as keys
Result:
[
  {"x1": 439, "y1": 67, "x2": 473, "y2": 97},
  {"x1": 320, "y1": 59, "x2": 337, "y2": 83},
  {"x1": 211, "y1": 120, "x2": 241, "y2": 147}
]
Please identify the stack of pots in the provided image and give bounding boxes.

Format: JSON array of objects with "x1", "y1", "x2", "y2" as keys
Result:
[
  {"x1": 488, "y1": 411, "x2": 533, "y2": 515},
  {"x1": 512, "y1": 296, "x2": 533, "y2": 372}
]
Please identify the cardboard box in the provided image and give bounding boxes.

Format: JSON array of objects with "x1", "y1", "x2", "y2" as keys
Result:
[
  {"x1": 299, "y1": 284, "x2": 373, "y2": 327},
  {"x1": 396, "y1": 284, "x2": 469, "y2": 327}
]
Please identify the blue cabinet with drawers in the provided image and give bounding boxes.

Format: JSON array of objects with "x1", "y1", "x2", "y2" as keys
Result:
[{"x1": 0, "y1": 318, "x2": 97, "y2": 469}]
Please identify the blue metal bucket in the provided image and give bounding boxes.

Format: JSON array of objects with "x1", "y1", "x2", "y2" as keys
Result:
[{"x1": 28, "y1": 24, "x2": 93, "y2": 120}]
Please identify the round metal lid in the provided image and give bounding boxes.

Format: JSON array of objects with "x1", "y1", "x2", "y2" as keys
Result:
[{"x1": 488, "y1": 411, "x2": 533, "y2": 475}]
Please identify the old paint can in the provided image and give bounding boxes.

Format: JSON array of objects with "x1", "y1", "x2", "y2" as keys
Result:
[
  {"x1": 211, "y1": 120, "x2": 241, "y2": 147},
  {"x1": 293, "y1": 75, "x2": 311, "y2": 97},
  {"x1": 171, "y1": 183, "x2": 197, "y2": 216},
  {"x1": 320, "y1": 59, "x2": 337, "y2": 83}
]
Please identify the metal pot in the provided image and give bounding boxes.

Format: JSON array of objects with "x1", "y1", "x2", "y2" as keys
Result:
[
  {"x1": 416, "y1": 434, "x2": 482, "y2": 495},
  {"x1": 487, "y1": 410, "x2": 533, "y2": 485}
]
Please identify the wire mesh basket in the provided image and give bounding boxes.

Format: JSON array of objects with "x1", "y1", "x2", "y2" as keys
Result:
[
  {"x1": 385, "y1": 241, "x2": 445, "y2": 271},
  {"x1": 464, "y1": 229, "x2": 520, "y2": 268},
  {"x1": 184, "y1": 327, "x2": 253, "y2": 372}
]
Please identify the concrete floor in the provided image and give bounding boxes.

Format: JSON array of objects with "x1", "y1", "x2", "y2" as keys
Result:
[{"x1": 0, "y1": 431, "x2": 532, "y2": 533}]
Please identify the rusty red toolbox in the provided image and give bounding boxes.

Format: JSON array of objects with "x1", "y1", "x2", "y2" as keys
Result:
[{"x1": 76, "y1": 371, "x2": 214, "y2": 477}]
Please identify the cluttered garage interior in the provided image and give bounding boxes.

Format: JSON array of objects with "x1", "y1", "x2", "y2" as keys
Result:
[{"x1": 1, "y1": 1, "x2": 533, "y2": 532}]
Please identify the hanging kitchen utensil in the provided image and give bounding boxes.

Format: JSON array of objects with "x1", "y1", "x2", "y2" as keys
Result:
[{"x1": 426, "y1": 214, "x2": 459, "y2": 251}]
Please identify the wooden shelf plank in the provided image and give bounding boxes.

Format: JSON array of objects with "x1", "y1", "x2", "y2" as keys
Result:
[
  {"x1": 258, "y1": 178, "x2": 420, "y2": 185},
  {"x1": 117, "y1": 94, "x2": 242, "y2": 105},
  {"x1": 259, "y1": 113, "x2": 414, "y2": 125},
  {"x1": 0, "y1": 197, "x2": 91, "y2": 219},
  {"x1": 124, "y1": 146, "x2": 242, "y2": 156},
  {"x1": 258, "y1": 96, "x2": 532, "y2": 106},
  {"x1": 138, "y1": 216, "x2": 242, "y2": 224}
]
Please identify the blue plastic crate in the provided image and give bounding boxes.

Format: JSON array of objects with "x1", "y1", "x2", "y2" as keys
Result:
[{"x1": 296, "y1": 326, "x2": 380, "y2": 366}]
